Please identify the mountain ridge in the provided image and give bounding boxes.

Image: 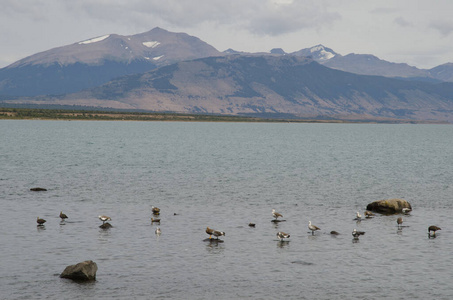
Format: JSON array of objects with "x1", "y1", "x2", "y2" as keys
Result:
[
  {"x1": 0, "y1": 27, "x2": 221, "y2": 96},
  {"x1": 6, "y1": 55, "x2": 453, "y2": 122},
  {"x1": 2, "y1": 27, "x2": 453, "y2": 122}
]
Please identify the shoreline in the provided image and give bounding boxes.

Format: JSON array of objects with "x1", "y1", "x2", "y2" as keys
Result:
[{"x1": 0, "y1": 107, "x2": 447, "y2": 124}]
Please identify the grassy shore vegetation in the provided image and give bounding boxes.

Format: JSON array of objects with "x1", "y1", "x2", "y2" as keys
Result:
[
  {"x1": 0, "y1": 107, "x2": 437, "y2": 123},
  {"x1": 0, "y1": 107, "x2": 315, "y2": 122}
]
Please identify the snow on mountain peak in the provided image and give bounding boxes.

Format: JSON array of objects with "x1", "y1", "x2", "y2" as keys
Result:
[
  {"x1": 142, "y1": 41, "x2": 160, "y2": 48},
  {"x1": 78, "y1": 35, "x2": 110, "y2": 45},
  {"x1": 310, "y1": 45, "x2": 335, "y2": 61}
]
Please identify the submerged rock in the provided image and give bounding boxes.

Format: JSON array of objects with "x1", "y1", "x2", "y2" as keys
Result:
[
  {"x1": 99, "y1": 222, "x2": 113, "y2": 229},
  {"x1": 203, "y1": 238, "x2": 224, "y2": 243},
  {"x1": 60, "y1": 260, "x2": 97, "y2": 281},
  {"x1": 366, "y1": 198, "x2": 412, "y2": 214}
]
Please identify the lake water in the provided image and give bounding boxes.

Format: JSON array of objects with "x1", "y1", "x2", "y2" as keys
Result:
[{"x1": 1, "y1": 120, "x2": 453, "y2": 299}]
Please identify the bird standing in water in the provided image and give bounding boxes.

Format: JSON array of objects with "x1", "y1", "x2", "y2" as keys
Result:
[
  {"x1": 99, "y1": 215, "x2": 111, "y2": 224},
  {"x1": 272, "y1": 209, "x2": 283, "y2": 220},
  {"x1": 152, "y1": 206, "x2": 160, "y2": 215},
  {"x1": 60, "y1": 211, "x2": 68, "y2": 221},
  {"x1": 397, "y1": 217, "x2": 403, "y2": 229},
  {"x1": 308, "y1": 221, "x2": 321, "y2": 235},
  {"x1": 352, "y1": 229, "x2": 365, "y2": 240},
  {"x1": 276, "y1": 231, "x2": 290, "y2": 241},
  {"x1": 206, "y1": 227, "x2": 225, "y2": 239},
  {"x1": 428, "y1": 225, "x2": 441, "y2": 237},
  {"x1": 37, "y1": 217, "x2": 46, "y2": 226}
]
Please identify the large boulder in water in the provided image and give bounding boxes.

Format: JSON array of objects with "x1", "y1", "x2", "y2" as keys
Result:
[
  {"x1": 60, "y1": 260, "x2": 97, "y2": 281},
  {"x1": 366, "y1": 198, "x2": 412, "y2": 214}
]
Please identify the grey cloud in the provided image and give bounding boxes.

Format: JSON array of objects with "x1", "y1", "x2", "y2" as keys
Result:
[
  {"x1": 370, "y1": 7, "x2": 399, "y2": 15},
  {"x1": 246, "y1": 2, "x2": 341, "y2": 36},
  {"x1": 430, "y1": 21, "x2": 453, "y2": 37},
  {"x1": 0, "y1": 0, "x2": 52, "y2": 21},
  {"x1": 61, "y1": 0, "x2": 340, "y2": 36},
  {"x1": 394, "y1": 17, "x2": 412, "y2": 27}
]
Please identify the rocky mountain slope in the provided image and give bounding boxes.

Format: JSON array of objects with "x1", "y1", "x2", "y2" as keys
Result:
[
  {"x1": 2, "y1": 28, "x2": 453, "y2": 122},
  {"x1": 0, "y1": 27, "x2": 221, "y2": 96},
  {"x1": 10, "y1": 55, "x2": 453, "y2": 122}
]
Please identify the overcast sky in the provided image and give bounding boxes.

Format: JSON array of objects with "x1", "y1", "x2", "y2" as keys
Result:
[{"x1": 1, "y1": 0, "x2": 452, "y2": 69}]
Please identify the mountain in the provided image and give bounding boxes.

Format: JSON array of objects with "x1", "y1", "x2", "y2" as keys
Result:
[
  {"x1": 291, "y1": 45, "x2": 337, "y2": 62},
  {"x1": 323, "y1": 53, "x2": 430, "y2": 78},
  {"x1": 8, "y1": 55, "x2": 453, "y2": 122},
  {"x1": 429, "y1": 63, "x2": 453, "y2": 82},
  {"x1": 2, "y1": 28, "x2": 453, "y2": 122},
  {"x1": 0, "y1": 27, "x2": 221, "y2": 96},
  {"x1": 290, "y1": 45, "x2": 433, "y2": 80}
]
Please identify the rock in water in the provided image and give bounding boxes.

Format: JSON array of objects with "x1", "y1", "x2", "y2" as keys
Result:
[
  {"x1": 99, "y1": 222, "x2": 113, "y2": 229},
  {"x1": 60, "y1": 260, "x2": 97, "y2": 281},
  {"x1": 366, "y1": 198, "x2": 412, "y2": 214}
]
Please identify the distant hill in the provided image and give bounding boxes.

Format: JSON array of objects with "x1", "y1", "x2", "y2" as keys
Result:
[
  {"x1": 322, "y1": 53, "x2": 430, "y2": 78},
  {"x1": 6, "y1": 55, "x2": 453, "y2": 122},
  {"x1": 429, "y1": 63, "x2": 453, "y2": 82},
  {"x1": 290, "y1": 45, "x2": 436, "y2": 80},
  {"x1": 0, "y1": 27, "x2": 221, "y2": 96}
]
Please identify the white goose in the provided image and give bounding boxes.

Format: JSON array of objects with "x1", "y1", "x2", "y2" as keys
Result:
[{"x1": 308, "y1": 221, "x2": 321, "y2": 235}]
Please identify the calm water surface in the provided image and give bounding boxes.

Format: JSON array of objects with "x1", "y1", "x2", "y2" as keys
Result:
[{"x1": 1, "y1": 120, "x2": 453, "y2": 299}]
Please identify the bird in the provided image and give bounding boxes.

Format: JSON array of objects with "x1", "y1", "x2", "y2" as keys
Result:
[
  {"x1": 212, "y1": 229, "x2": 226, "y2": 239},
  {"x1": 355, "y1": 211, "x2": 362, "y2": 221},
  {"x1": 37, "y1": 217, "x2": 46, "y2": 226},
  {"x1": 59, "y1": 211, "x2": 68, "y2": 221},
  {"x1": 98, "y1": 215, "x2": 111, "y2": 224},
  {"x1": 308, "y1": 221, "x2": 321, "y2": 235},
  {"x1": 397, "y1": 217, "x2": 403, "y2": 228},
  {"x1": 151, "y1": 217, "x2": 160, "y2": 223},
  {"x1": 206, "y1": 227, "x2": 214, "y2": 239},
  {"x1": 152, "y1": 206, "x2": 160, "y2": 215},
  {"x1": 402, "y1": 208, "x2": 412, "y2": 215},
  {"x1": 352, "y1": 229, "x2": 365, "y2": 239},
  {"x1": 428, "y1": 225, "x2": 441, "y2": 235},
  {"x1": 206, "y1": 227, "x2": 225, "y2": 239},
  {"x1": 155, "y1": 227, "x2": 161, "y2": 235},
  {"x1": 364, "y1": 211, "x2": 374, "y2": 218},
  {"x1": 276, "y1": 231, "x2": 290, "y2": 241},
  {"x1": 272, "y1": 209, "x2": 283, "y2": 220}
]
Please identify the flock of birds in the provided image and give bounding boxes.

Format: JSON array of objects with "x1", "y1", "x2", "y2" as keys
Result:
[
  {"x1": 36, "y1": 205, "x2": 442, "y2": 241},
  {"x1": 268, "y1": 206, "x2": 441, "y2": 242},
  {"x1": 271, "y1": 209, "x2": 324, "y2": 242},
  {"x1": 36, "y1": 206, "x2": 163, "y2": 234}
]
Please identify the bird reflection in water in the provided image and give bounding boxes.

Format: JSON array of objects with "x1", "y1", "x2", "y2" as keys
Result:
[
  {"x1": 277, "y1": 240, "x2": 290, "y2": 248},
  {"x1": 36, "y1": 225, "x2": 46, "y2": 232},
  {"x1": 205, "y1": 241, "x2": 224, "y2": 254}
]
